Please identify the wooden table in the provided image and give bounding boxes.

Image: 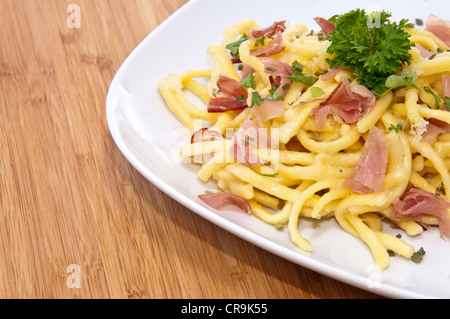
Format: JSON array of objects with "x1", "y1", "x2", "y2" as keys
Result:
[{"x1": 0, "y1": 0, "x2": 383, "y2": 299}]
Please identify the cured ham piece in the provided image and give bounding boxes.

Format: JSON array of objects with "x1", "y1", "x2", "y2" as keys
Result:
[
  {"x1": 229, "y1": 118, "x2": 274, "y2": 166},
  {"x1": 442, "y1": 73, "x2": 450, "y2": 98},
  {"x1": 191, "y1": 128, "x2": 224, "y2": 144},
  {"x1": 319, "y1": 67, "x2": 349, "y2": 82},
  {"x1": 415, "y1": 43, "x2": 436, "y2": 59},
  {"x1": 240, "y1": 64, "x2": 254, "y2": 81},
  {"x1": 215, "y1": 75, "x2": 248, "y2": 98},
  {"x1": 198, "y1": 192, "x2": 252, "y2": 214},
  {"x1": 208, "y1": 75, "x2": 247, "y2": 112},
  {"x1": 313, "y1": 17, "x2": 336, "y2": 36},
  {"x1": 392, "y1": 188, "x2": 450, "y2": 238},
  {"x1": 250, "y1": 31, "x2": 285, "y2": 57},
  {"x1": 262, "y1": 57, "x2": 293, "y2": 97},
  {"x1": 208, "y1": 97, "x2": 246, "y2": 112},
  {"x1": 425, "y1": 14, "x2": 450, "y2": 46},
  {"x1": 250, "y1": 21, "x2": 287, "y2": 57},
  {"x1": 262, "y1": 57, "x2": 294, "y2": 77},
  {"x1": 251, "y1": 20, "x2": 286, "y2": 39},
  {"x1": 344, "y1": 126, "x2": 388, "y2": 194},
  {"x1": 422, "y1": 118, "x2": 450, "y2": 143},
  {"x1": 190, "y1": 128, "x2": 224, "y2": 163},
  {"x1": 252, "y1": 99, "x2": 284, "y2": 122},
  {"x1": 310, "y1": 77, "x2": 376, "y2": 130}
]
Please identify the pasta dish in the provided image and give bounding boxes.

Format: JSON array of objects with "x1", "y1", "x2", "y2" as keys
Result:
[{"x1": 158, "y1": 9, "x2": 450, "y2": 270}]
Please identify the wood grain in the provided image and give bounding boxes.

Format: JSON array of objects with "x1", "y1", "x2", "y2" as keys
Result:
[{"x1": 0, "y1": 0, "x2": 383, "y2": 299}]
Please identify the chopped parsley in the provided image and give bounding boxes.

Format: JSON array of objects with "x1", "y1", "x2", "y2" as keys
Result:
[
  {"x1": 236, "y1": 95, "x2": 245, "y2": 103},
  {"x1": 444, "y1": 96, "x2": 450, "y2": 111},
  {"x1": 435, "y1": 183, "x2": 445, "y2": 196},
  {"x1": 265, "y1": 84, "x2": 284, "y2": 101},
  {"x1": 388, "y1": 122, "x2": 405, "y2": 133},
  {"x1": 274, "y1": 223, "x2": 285, "y2": 231},
  {"x1": 226, "y1": 33, "x2": 249, "y2": 61},
  {"x1": 326, "y1": 9, "x2": 414, "y2": 96},
  {"x1": 255, "y1": 36, "x2": 266, "y2": 47},
  {"x1": 249, "y1": 82, "x2": 285, "y2": 107},
  {"x1": 286, "y1": 61, "x2": 316, "y2": 86},
  {"x1": 259, "y1": 172, "x2": 278, "y2": 177},
  {"x1": 249, "y1": 91, "x2": 264, "y2": 108},
  {"x1": 411, "y1": 247, "x2": 426, "y2": 264},
  {"x1": 424, "y1": 86, "x2": 441, "y2": 109},
  {"x1": 240, "y1": 72, "x2": 256, "y2": 89},
  {"x1": 311, "y1": 86, "x2": 325, "y2": 97}
]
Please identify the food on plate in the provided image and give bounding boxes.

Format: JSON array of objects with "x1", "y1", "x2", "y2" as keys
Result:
[{"x1": 158, "y1": 9, "x2": 450, "y2": 270}]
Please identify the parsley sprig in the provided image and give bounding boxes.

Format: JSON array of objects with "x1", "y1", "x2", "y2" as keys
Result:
[
  {"x1": 326, "y1": 9, "x2": 414, "y2": 96},
  {"x1": 226, "y1": 33, "x2": 249, "y2": 61}
]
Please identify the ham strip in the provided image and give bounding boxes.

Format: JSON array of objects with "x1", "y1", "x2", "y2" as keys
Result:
[
  {"x1": 190, "y1": 128, "x2": 224, "y2": 163},
  {"x1": 251, "y1": 20, "x2": 286, "y2": 39},
  {"x1": 344, "y1": 126, "x2": 388, "y2": 194},
  {"x1": 262, "y1": 57, "x2": 293, "y2": 97},
  {"x1": 250, "y1": 31, "x2": 285, "y2": 57},
  {"x1": 250, "y1": 21, "x2": 287, "y2": 57},
  {"x1": 198, "y1": 192, "x2": 252, "y2": 214},
  {"x1": 392, "y1": 188, "x2": 450, "y2": 238},
  {"x1": 425, "y1": 14, "x2": 450, "y2": 46},
  {"x1": 422, "y1": 118, "x2": 450, "y2": 143},
  {"x1": 415, "y1": 43, "x2": 436, "y2": 59},
  {"x1": 310, "y1": 77, "x2": 376, "y2": 130},
  {"x1": 215, "y1": 75, "x2": 248, "y2": 98},
  {"x1": 442, "y1": 74, "x2": 450, "y2": 98},
  {"x1": 313, "y1": 17, "x2": 336, "y2": 36},
  {"x1": 262, "y1": 57, "x2": 294, "y2": 77},
  {"x1": 229, "y1": 118, "x2": 274, "y2": 166},
  {"x1": 208, "y1": 75, "x2": 247, "y2": 112},
  {"x1": 252, "y1": 99, "x2": 284, "y2": 122},
  {"x1": 319, "y1": 67, "x2": 348, "y2": 82}
]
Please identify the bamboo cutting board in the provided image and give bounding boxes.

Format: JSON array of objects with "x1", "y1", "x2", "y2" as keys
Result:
[{"x1": 0, "y1": 0, "x2": 382, "y2": 299}]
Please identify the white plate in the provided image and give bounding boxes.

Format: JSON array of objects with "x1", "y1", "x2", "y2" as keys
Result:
[{"x1": 106, "y1": 0, "x2": 450, "y2": 299}]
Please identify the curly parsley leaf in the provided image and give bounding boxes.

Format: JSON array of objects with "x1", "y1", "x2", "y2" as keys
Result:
[{"x1": 326, "y1": 9, "x2": 414, "y2": 96}]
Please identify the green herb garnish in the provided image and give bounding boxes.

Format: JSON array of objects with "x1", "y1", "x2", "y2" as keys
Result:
[
  {"x1": 411, "y1": 247, "x2": 426, "y2": 264},
  {"x1": 388, "y1": 122, "x2": 405, "y2": 133},
  {"x1": 424, "y1": 86, "x2": 441, "y2": 109},
  {"x1": 265, "y1": 84, "x2": 284, "y2": 101},
  {"x1": 326, "y1": 9, "x2": 414, "y2": 96},
  {"x1": 240, "y1": 72, "x2": 256, "y2": 89},
  {"x1": 259, "y1": 172, "x2": 278, "y2": 177},
  {"x1": 236, "y1": 95, "x2": 245, "y2": 103},
  {"x1": 255, "y1": 36, "x2": 266, "y2": 47},
  {"x1": 249, "y1": 91, "x2": 264, "y2": 107},
  {"x1": 444, "y1": 96, "x2": 450, "y2": 111},
  {"x1": 311, "y1": 86, "x2": 325, "y2": 97},
  {"x1": 286, "y1": 61, "x2": 316, "y2": 86},
  {"x1": 226, "y1": 33, "x2": 249, "y2": 61},
  {"x1": 385, "y1": 73, "x2": 420, "y2": 91},
  {"x1": 274, "y1": 223, "x2": 285, "y2": 231}
]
